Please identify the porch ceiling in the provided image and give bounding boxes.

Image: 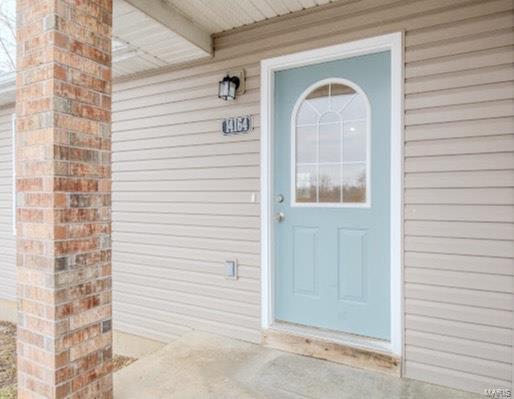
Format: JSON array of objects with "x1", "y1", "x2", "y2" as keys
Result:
[
  {"x1": 112, "y1": 0, "x2": 210, "y2": 77},
  {"x1": 164, "y1": 0, "x2": 337, "y2": 33},
  {"x1": 0, "y1": 0, "x2": 341, "y2": 106},
  {"x1": 113, "y1": 0, "x2": 340, "y2": 77}
]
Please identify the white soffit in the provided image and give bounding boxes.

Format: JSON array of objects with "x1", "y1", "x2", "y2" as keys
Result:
[
  {"x1": 164, "y1": 0, "x2": 336, "y2": 33},
  {"x1": 0, "y1": 0, "x2": 341, "y2": 103},
  {"x1": 112, "y1": 0, "x2": 339, "y2": 77},
  {"x1": 113, "y1": 0, "x2": 211, "y2": 77}
]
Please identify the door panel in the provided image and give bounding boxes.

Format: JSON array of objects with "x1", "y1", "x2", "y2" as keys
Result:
[
  {"x1": 337, "y1": 228, "x2": 367, "y2": 302},
  {"x1": 292, "y1": 226, "x2": 319, "y2": 296},
  {"x1": 273, "y1": 51, "x2": 391, "y2": 340}
]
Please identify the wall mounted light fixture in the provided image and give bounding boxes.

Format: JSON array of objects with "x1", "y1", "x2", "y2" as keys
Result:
[
  {"x1": 218, "y1": 70, "x2": 245, "y2": 101},
  {"x1": 218, "y1": 75, "x2": 240, "y2": 101}
]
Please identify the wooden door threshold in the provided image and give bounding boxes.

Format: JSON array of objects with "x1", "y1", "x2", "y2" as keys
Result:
[{"x1": 262, "y1": 322, "x2": 401, "y2": 377}]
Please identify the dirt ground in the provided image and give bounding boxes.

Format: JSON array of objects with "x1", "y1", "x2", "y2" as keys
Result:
[
  {"x1": 0, "y1": 321, "x2": 135, "y2": 399},
  {"x1": 0, "y1": 322, "x2": 16, "y2": 399}
]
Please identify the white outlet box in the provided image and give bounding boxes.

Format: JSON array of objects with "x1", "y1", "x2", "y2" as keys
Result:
[{"x1": 225, "y1": 260, "x2": 238, "y2": 280}]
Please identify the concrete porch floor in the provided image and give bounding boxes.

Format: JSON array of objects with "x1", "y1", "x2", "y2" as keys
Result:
[{"x1": 114, "y1": 331, "x2": 481, "y2": 399}]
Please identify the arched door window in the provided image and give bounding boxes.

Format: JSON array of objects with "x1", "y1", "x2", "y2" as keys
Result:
[{"x1": 293, "y1": 79, "x2": 370, "y2": 206}]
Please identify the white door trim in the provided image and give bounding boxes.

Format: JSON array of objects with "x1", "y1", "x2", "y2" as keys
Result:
[{"x1": 260, "y1": 32, "x2": 404, "y2": 357}]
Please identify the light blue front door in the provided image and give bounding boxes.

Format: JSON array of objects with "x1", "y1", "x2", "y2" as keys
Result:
[{"x1": 273, "y1": 51, "x2": 391, "y2": 340}]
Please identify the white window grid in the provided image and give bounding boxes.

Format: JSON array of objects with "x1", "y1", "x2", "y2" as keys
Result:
[{"x1": 291, "y1": 79, "x2": 371, "y2": 208}]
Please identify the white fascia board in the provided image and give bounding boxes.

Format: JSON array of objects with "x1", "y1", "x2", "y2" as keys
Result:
[{"x1": 124, "y1": 0, "x2": 213, "y2": 55}]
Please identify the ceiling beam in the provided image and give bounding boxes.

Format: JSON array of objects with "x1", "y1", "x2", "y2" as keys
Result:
[{"x1": 123, "y1": 0, "x2": 213, "y2": 55}]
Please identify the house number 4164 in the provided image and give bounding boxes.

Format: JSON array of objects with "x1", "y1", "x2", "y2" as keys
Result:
[{"x1": 222, "y1": 115, "x2": 253, "y2": 135}]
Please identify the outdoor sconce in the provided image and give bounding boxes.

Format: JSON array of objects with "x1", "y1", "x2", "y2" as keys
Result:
[
  {"x1": 218, "y1": 70, "x2": 245, "y2": 101},
  {"x1": 218, "y1": 74, "x2": 240, "y2": 101}
]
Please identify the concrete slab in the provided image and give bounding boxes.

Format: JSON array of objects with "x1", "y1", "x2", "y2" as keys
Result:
[
  {"x1": 114, "y1": 330, "x2": 166, "y2": 359},
  {"x1": 114, "y1": 331, "x2": 482, "y2": 399}
]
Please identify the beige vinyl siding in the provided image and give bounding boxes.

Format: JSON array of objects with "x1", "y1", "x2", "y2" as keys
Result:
[
  {"x1": 403, "y1": 1, "x2": 514, "y2": 391},
  {"x1": 0, "y1": 106, "x2": 15, "y2": 301},
  {"x1": 111, "y1": 0, "x2": 513, "y2": 393},
  {"x1": 111, "y1": 68, "x2": 261, "y2": 342}
]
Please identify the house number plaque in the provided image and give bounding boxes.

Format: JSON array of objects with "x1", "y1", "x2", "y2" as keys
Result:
[{"x1": 222, "y1": 115, "x2": 253, "y2": 135}]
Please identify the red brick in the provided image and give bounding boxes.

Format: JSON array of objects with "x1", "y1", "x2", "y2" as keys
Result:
[{"x1": 16, "y1": 0, "x2": 112, "y2": 397}]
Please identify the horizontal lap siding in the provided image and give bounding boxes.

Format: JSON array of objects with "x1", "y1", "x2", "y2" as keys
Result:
[
  {"x1": 402, "y1": 1, "x2": 514, "y2": 393},
  {"x1": 0, "y1": 107, "x2": 15, "y2": 301},
  {"x1": 111, "y1": 0, "x2": 513, "y2": 393},
  {"x1": 111, "y1": 61, "x2": 262, "y2": 343}
]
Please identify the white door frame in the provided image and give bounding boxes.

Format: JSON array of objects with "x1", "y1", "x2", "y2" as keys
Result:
[{"x1": 260, "y1": 32, "x2": 404, "y2": 356}]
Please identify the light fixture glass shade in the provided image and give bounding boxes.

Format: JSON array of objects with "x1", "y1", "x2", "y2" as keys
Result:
[
  {"x1": 227, "y1": 80, "x2": 237, "y2": 99},
  {"x1": 218, "y1": 77, "x2": 230, "y2": 99},
  {"x1": 218, "y1": 75, "x2": 240, "y2": 101}
]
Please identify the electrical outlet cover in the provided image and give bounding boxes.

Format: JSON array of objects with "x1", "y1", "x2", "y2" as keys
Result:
[{"x1": 224, "y1": 260, "x2": 238, "y2": 279}]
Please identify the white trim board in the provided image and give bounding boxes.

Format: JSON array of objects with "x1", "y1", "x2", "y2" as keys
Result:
[
  {"x1": 11, "y1": 113, "x2": 15, "y2": 236},
  {"x1": 123, "y1": 0, "x2": 213, "y2": 54},
  {"x1": 260, "y1": 32, "x2": 404, "y2": 358}
]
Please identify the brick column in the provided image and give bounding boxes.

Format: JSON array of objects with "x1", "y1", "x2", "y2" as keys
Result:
[{"x1": 16, "y1": 0, "x2": 113, "y2": 397}]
